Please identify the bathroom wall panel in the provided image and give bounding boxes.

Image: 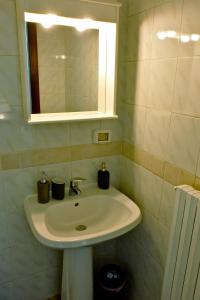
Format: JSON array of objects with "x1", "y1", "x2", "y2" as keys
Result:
[
  {"x1": 117, "y1": 0, "x2": 200, "y2": 299},
  {"x1": 0, "y1": 0, "x2": 123, "y2": 298}
]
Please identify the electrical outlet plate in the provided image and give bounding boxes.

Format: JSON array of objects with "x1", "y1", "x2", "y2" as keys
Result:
[{"x1": 94, "y1": 130, "x2": 112, "y2": 144}]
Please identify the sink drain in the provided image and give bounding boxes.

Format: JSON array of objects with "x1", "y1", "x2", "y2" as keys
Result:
[{"x1": 75, "y1": 225, "x2": 87, "y2": 231}]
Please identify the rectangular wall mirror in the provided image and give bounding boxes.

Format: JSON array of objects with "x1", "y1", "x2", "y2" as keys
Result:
[{"x1": 16, "y1": 1, "x2": 120, "y2": 124}]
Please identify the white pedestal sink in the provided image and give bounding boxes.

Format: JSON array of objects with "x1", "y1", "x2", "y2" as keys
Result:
[{"x1": 24, "y1": 184, "x2": 142, "y2": 300}]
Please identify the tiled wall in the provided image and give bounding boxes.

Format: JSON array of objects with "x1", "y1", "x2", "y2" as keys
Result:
[
  {"x1": 117, "y1": 0, "x2": 200, "y2": 299},
  {"x1": 0, "y1": 0, "x2": 122, "y2": 298},
  {"x1": 3, "y1": 0, "x2": 200, "y2": 299}
]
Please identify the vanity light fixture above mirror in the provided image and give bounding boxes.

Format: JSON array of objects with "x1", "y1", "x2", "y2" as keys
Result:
[{"x1": 16, "y1": 0, "x2": 121, "y2": 124}]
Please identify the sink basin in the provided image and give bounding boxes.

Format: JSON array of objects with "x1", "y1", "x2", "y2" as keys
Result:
[
  {"x1": 24, "y1": 184, "x2": 141, "y2": 249},
  {"x1": 24, "y1": 184, "x2": 142, "y2": 300}
]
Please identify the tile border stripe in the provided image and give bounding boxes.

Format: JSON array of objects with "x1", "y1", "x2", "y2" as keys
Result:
[
  {"x1": 1, "y1": 140, "x2": 200, "y2": 190},
  {"x1": 122, "y1": 141, "x2": 199, "y2": 189},
  {"x1": 0, "y1": 142, "x2": 122, "y2": 170}
]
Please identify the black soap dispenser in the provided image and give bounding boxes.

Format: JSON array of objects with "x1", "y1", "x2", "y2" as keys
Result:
[
  {"x1": 37, "y1": 171, "x2": 50, "y2": 204},
  {"x1": 98, "y1": 162, "x2": 110, "y2": 189}
]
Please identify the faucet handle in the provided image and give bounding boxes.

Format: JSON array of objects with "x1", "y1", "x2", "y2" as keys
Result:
[{"x1": 70, "y1": 177, "x2": 86, "y2": 186}]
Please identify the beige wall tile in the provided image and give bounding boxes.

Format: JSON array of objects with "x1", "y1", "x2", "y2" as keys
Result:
[
  {"x1": 180, "y1": 0, "x2": 200, "y2": 57},
  {"x1": 122, "y1": 141, "x2": 135, "y2": 161},
  {"x1": 167, "y1": 114, "x2": 200, "y2": 174},
  {"x1": 151, "y1": 1, "x2": 182, "y2": 59},
  {"x1": 122, "y1": 104, "x2": 134, "y2": 142},
  {"x1": 173, "y1": 58, "x2": 200, "y2": 117},
  {"x1": 143, "y1": 109, "x2": 171, "y2": 161},
  {"x1": 117, "y1": 62, "x2": 127, "y2": 103},
  {"x1": 19, "y1": 147, "x2": 71, "y2": 168},
  {"x1": 126, "y1": 61, "x2": 150, "y2": 106},
  {"x1": 70, "y1": 121, "x2": 101, "y2": 146},
  {"x1": 134, "y1": 60, "x2": 151, "y2": 106},
  {"x1": 126, "y1": 61, "x2": 137, "y2": 104},
  {"x1": 0, "y1": 0, "x2": 18, "y2": 55},
  {"x1": 128, "y1": 0, "x2": 170, "y2": 16},
  {"x1": 127, "y1": 11, "x2": 153, "y2": 61},
  {"x1": 159, "y1": 181, "x2": 176, "y2": 229},
  {"x1": 1, "y1": 154, "x2": 20, "y2": 170},
  {"x1": 131, "y1": 106, "x2": 147, "y2": 147},
  {"x1": 176, "y1": 168, "x2": 195, "y2": 186},
  {"x1": 147, "y1": 152, "x2": 165, "y2": 178},
  {"x1": 142, "y1": 168, "x2": 163, "y2": 218},
  {"x1": 132, "y1": 146, "x2": 148, "y2": 167},
  {"x1": 148, "y1": 58, "x2": 177, "y2": 111},
  {"x1": 123, "y1": 142, "x2": 196, "y2": 187},
  {"x1": 1, "y1": 143, "x2": 121, "y2": 170},
  {"x1": 131, "y1": 208, "x2": 169, "y2": 268},
  {"x1": 123, "y1": 141, "x2": 165, "y2": 178},
  {"x1": 120, "y1": 157, "x2": 145, "y2": 207},
  {"x1": 117, "y1": 236, "x2": 164, "y2": 300},
  {"x1": 128, "y1": 0, "x2": 157, "y2": 16},
  {"x1": 164, "y1": 161, "x2": 180, "y2": 186},
  {"x1": 71, "y1": 142, "x2": 122, "y2": 162},
  {"x1": 0, "y1": 56, "x2": 20, "y2": 107},
  {"x1": 32, "y1": 123, "x2": 70, "y2": 149},
  {"x1": 122, "y1": 106, "x2": 139, "y2": 145}
]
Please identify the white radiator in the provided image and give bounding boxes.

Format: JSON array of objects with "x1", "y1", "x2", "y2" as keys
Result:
[{"x1": 161, "y1": 185, "x2": 200, "y2": 300}]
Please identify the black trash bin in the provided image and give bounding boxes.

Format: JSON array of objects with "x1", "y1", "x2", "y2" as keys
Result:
[{"x1": 97, "y1": 264, "x2": 126, "y2": 300}]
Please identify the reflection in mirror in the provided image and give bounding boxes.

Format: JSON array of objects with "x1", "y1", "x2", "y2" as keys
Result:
[{"x1": 27, "y1": 22, "x2": 99, "y2": 114}]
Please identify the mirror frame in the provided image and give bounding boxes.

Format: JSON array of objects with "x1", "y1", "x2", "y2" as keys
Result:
[{"x1": 16, "y1": 0, "x2": 120, "y2": 124}]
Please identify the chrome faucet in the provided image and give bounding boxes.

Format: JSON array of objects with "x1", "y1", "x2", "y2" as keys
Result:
[{"x1": 69, "y1": 177, "x2": 86, "y2": 196}]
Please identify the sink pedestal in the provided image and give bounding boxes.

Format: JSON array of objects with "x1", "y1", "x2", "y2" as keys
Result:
[{"x1": 61, "y1": 247, "x2": 93, "y2": 300}]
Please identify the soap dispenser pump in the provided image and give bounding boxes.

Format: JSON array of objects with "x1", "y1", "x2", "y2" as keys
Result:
[
  {"x1": 98, "y1": 162, "x2": 110, "y2": 189},
  {"x1": 37, "y1": 171, "x2": 50, "y2": 204}
]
